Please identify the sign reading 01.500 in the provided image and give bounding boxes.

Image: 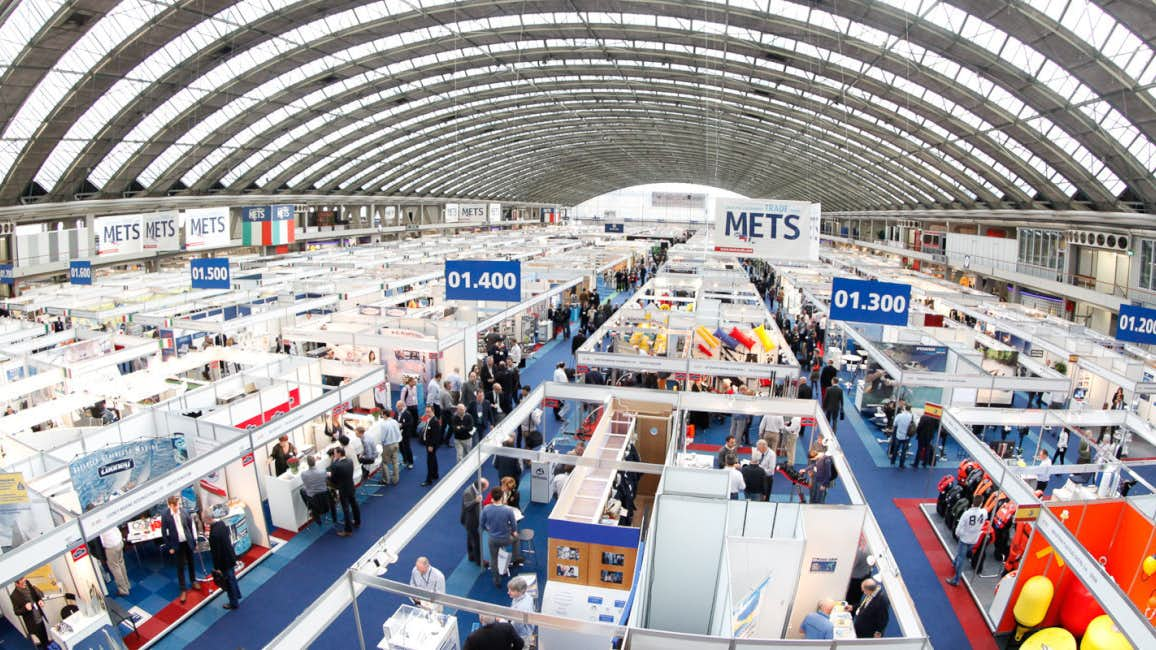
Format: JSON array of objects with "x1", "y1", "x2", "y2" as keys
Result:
[
  {"x1": 1116, "y1": 304, "x2": 1156, "y2": 345},
  {"x1": 828, "y1": 277, "x2": 911, "y2": 326},
  {"x1": 190, "y1": 258, "x2": 231, "y2": 290},
  {"x1": 444, "y1": 260, "x2": 521, "y2": 302}
]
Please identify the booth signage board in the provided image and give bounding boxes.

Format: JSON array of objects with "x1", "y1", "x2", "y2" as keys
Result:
[
  {"x1": 0, "y1": 472, "x2": 28, "y2": 508},
  {"x1": 69, "y1": 260, "x2": 93, "y2": 285},
  {"x1": 809, "y1": 558, "x2": 838, "y2": 573},
  {"x1": 184, "y1": 207, "x2": 230, "y2": 250},
  {"x1": 0, "y1": 263, "x2": 13, "y2": 285},
  {"x1": 605, "y1": 223, "x2": 624, "y2": 234},
  {"x1": 143, "y1": 211, "x2": 180, "y2": 251},
  {"x1": 190, "y1": 258, "x2": 231, "y2": 289},
  {"x1": 1115, "y1": 304, "x2": 1156, "y2": 345},
  {"x1": 712, "y1": 198, "x2": 820, "y2": 260},
  {"x1": 829, "y1": 277, "x2": 911, "y2": 326},
  {"x1": 445, "y1": 260, "x2": 521, "y2": 302}
]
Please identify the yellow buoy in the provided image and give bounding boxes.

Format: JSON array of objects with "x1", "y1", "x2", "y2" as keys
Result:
[
  {"x1": 1080, "y1": 615, "x2": 1133, "y2": 650},
  {"x1": 1013, "y1": 575, "x2": 1054, "y2": 641}
]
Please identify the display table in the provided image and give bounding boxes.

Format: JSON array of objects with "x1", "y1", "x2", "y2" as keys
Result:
[
  {"x1": 830, "y1": 607, "x2": 856, "y2": 640},
  {"x1": 126, "y1": 516, "x2": 162, "y2": 543},
  {"x1": 378, "y1": 604, "x2": 459, "y2": 650},
  {"x1": 676, "y1": 452, "x2": 715, "y2": 469},
  {"x1": 266, "y1": 469, "x2": 310, "y2": 531},
  {"x1": 49, "y1": 610, "x2": 114, "y2": 649}
]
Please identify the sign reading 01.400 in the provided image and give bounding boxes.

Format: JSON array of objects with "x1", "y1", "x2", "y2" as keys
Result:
[
  {"x1": 190, "y1": 258, "x2": 231, "y2": 290},
  {"x1": 444, "y1": 260, "x2": 521, "y2": 302},
  {"x1": 828, "y1": 277, "x2": 911, "y2": 326}
]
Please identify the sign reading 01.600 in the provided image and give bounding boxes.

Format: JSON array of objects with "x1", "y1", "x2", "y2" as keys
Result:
[
  {"x1": 69, "y1": 260, "x2": 93, "y2": 285},
  {"x1": 828, "y1": 277, "x2": 911, "y2": 326},
  {"x1": 1115, "y1": 304, "x2": 1156, "y2": 345},
  {"x1": 190, "y1": 258, "x2": 231, "y2": 290},
  {"x1": 444, "y1": 260, "x2": 521, "y2": 302}
]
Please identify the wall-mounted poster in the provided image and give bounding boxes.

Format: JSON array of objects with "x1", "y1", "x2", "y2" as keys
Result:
[{"x1": 68, "y1": 438, "x2": 187, "y2": 512}]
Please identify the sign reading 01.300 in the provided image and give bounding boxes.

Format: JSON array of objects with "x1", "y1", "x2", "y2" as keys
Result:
[
  {"x1": 1115, "y1": 304, "x2": 1156, "y2": 345},
  {"x1": 190, "y1": 258, "x2": 231, "y2": 289},
  {"x1": 828, "y1": 277, "x2": 911, "y2": 326},
  {"x1": 444, "y1": 260, "x2": 521, "y2": 302}
]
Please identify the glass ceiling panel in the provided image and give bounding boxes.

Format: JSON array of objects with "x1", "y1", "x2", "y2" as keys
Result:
[{"x1": 0, "y1": 0, "x2": 1147, "y2": 209}]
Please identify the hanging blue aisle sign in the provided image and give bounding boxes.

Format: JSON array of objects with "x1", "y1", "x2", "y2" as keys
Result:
[
  {"x1": 190, "y1": 257, "x2": 231, "y2": 289},
  {"x1": 0, "y1": 264, "x2": 13, "y2": 285},
  {"x1": 69, "y1": 260, "x2": 93, "y2": 285},
  {"x1": 605, "y1": 223, "x2": 624, "y2": 233},
  {"x1": 445, "y1": 260, "x2": 521, "y2": 302},
  {"x1": 1116, "y1": 304, "x2": 1156, "y2": 345},
  {"x1": 828, "y1": 277, "x2": 911, "y2": 326}
]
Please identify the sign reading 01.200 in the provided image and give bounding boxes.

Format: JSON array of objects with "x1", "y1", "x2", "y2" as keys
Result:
[
  {"x1": 1115, "y1": 304, "x2": 1156, "y2": 345},
  {"x1": 190, "y1": 258, "x2": 231, "y2": 290},
  {"x1": 828, "y1": 277, "x2": 911, "y2": 327},
  {"x1": 444, "y1": 260, "x2": 521, "y2": 302}
]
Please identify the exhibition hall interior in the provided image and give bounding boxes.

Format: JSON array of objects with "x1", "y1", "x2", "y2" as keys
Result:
[{"x1": 0, "y1": 2, "x2": 1153, "y2": 649}]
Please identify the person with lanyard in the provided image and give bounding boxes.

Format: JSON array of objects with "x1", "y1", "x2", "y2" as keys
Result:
[
  {"x1": 946, "y1": 495, "x2": 987, "y2": 587},
  {"x1": 469, "y1": 389, "x2": 495, "y2": 441},
  {"x1": 9, "y1": 576, "x2": 47, "y2": 648},
  {"x1": 409, "y1": 556, "x2": 446, "y2": 608},
  {"x1": 850, "y1": 578, "x2": 889, "y2": 638},
  {"x1": 160, "y1": 495, "x2": 200, "y2": 603},
  {"x1": 396, "y1": 399, "x2": 417, "y2": 470}
]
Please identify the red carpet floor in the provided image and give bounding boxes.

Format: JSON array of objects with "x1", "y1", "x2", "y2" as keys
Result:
[{"x1": 895, "y1": 498, "x2": 999, "y2": 650}]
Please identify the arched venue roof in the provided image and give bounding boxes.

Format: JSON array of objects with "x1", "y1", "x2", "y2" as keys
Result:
[{"x1": 0, "y1": 0, "x2": 1152, "y2": 212}]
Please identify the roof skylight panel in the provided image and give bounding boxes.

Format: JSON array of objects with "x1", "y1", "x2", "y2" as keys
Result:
[{"x1": 0, "y1": 0, "x2": 64, "y2": 67}]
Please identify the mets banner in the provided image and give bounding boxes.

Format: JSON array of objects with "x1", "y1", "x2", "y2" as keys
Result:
[
  {"x1": 242, "y1": 204, "x2": 296, "y2": 246},
  {"x1": 713, "y1": 198, "x2": 820, "y2": 261}
]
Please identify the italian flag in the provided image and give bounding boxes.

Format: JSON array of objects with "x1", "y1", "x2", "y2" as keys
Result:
[{"x1": 243, "y1": 218, "x2": 295, "y2": 246}]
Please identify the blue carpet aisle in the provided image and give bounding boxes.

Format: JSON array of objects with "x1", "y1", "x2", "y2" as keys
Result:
[{"x1": 170, "y1": 284, "x2": 980, "y2": 648}]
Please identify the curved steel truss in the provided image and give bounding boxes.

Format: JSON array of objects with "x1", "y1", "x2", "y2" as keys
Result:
[{"x1": 0, "y1": 0, "x2": 1151, "y2": 211}]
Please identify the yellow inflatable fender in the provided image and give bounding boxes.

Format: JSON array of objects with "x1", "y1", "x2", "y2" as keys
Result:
[
  {"x1": 1013, "y1": 575, "x2": 1055, "y2": 640},
  {"x1": 695, "y1": 325, "x2": 720, "y2": 348},
  {"x1": 1080, "y1": 615, "x2": 1132, "y2": 650},
  {"x1": 753, "y1": 324, "x2": 775, "y2": 351},
  {"x1": 629, "y1": 332, "x2": 645, "y2": 347}
]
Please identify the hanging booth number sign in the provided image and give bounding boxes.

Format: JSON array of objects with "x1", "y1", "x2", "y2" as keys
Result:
[
  {"x1": 190, "y1": 258, "x2": 231, "y2": 289},
  {"x1": 445, "y1": 260, "x2": 521, "y2": 302},
  {"x1": 828, "y1": 277, "x2": 911, "y2": 327}
]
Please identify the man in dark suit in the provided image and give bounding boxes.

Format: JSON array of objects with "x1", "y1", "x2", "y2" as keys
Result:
[
  {"x1": 460, "y1": 478, "x2": 490, "y2": 565},
  {"x1": 820, "y1": 360, "x2": 838, "y2": 401},
  {"x1": 419, "y1": 406, "x2": 442, "y2": 486},
  {"x1": 851, "y1": 579, "x2": 889, "y2": 638},
  {"x1": 822, "y1": 376, "x2": 844, "y2": 426},
  {"x1": 327, "y1": 447, "x2": 360, "y2": 536},
  {"x1": 584, "y1": 367, "x2": 606, "y2": 385},
  {"x1": 396, "y1": 399, "x2": 416, "y2": 469},
  {"x1": 160, "y1": 495, "x2": 199, "y2": 602},
  {"x1": 207, "y1": 514, "x2": 241, "y2": 610},
  {"x1": 468, "y1": 390, "x2": 495, "y2": 441}
]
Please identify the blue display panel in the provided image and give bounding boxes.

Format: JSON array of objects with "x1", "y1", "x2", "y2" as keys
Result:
[
  {"x1": 1116, "y1": 304, "x2": 1156, "y2": 345},
  {"x1": 69, "y1": 260, "x2": 93, "y2": 285}
]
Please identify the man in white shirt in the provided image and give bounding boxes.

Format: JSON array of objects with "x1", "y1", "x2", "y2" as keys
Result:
[
  {"x1": 724, "y1": 454, "x2": 746, "y2": 499},
  {"x1": 946, "y1": 496, "x2": 987, "y2": 586},
  {"x1": 507, "y1": 576, "x2": 536, "y2": 642},
  {"x1": 409, "y1": 556, "x2": 446, "y2": 608},
  {"x1": 890, "y1": 405, "x2": 914, "y2": 468},
  {"x1": 100, "y1": 526, "x2": 131, "y2": 596},
  {"x1": 750, "y1": 440, "x2": 776, "y2": 473},
  {"x1": 446, "y1": 368, "x2": 463, "y2": 404},
  {"x1": 552, "y1": 362, "x2": 569, "y2": 420},
  {"x1": 1032, "y1": 449, "x2": 1053, "y2": 493},
  {"x1": 508, "y1": 341, "x2": 523, "y2": 369}
]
